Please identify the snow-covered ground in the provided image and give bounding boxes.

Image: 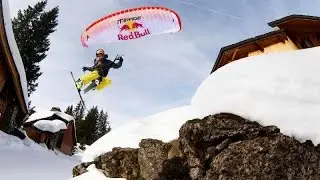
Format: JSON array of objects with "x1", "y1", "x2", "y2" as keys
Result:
[
  {"x1": 0, "y1": 131, "x2": 82, "y2": 180},
  {"x1": 71, "y1": 164, "x2": 125, "y2": 180},
  {"x1": 75, "y1": 46, "x2": 320, "y2": 179}
]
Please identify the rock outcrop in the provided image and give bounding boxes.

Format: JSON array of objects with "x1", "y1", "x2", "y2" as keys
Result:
[{"x1": 73, "y1": 113, "x2": 320, "y2": 179}]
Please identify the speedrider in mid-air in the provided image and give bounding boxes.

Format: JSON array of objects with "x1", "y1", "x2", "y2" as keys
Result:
[{"x1": 75, "y1": 49, "x2": 124, "y2": 92}]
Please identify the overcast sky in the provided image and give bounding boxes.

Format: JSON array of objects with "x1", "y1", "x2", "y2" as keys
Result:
[{"x1": 8, "y1": 0, "x2": 320, "y2": 128}]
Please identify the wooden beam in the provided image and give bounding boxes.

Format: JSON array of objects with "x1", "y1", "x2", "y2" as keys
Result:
[
  {"x1": 277, "y1": 34, "x2": 288, "y2": 44},
  {"x1": 255, "y1": 41, "x2": 264, "y2": 52},
  {"x1": 276, "y1": 36, "x2": 285, "y2": 44},
  {"x1": 231, "y1": 48, "x2": 239, "y2": 61}
]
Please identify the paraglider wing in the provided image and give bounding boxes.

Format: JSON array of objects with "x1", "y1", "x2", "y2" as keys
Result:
[{"x1": 81, "y1": 6, "x2": 182, "y2": 47}]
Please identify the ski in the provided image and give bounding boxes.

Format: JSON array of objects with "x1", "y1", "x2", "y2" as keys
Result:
[
  {"x1": 83, "y1": 81, "x2": 97, "y2": 94},
  {"x1": 70, "y1": 71, "x2": 88, "y2": 111}
]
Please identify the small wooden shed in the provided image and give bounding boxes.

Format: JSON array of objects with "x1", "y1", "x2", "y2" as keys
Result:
[
  {"x1": 211, "y1": 14, "x2": 320, "y2": 73},
  {"x1": 23, "y1": 107, "x2": 77, "y2": 156}
]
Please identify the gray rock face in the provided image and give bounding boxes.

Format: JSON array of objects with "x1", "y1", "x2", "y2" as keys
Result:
[
  {"x1": 94, "y1": 147, "x2": 140, "y2": 179},
  {"x1": 138, "y1": 139, "x2": 171, "y2": 179},
  {"x1": 205, "y1": 135, "x2": 320, "y2": 180},
  {"x1": 72, "y1": 113, "x2": 320, "y2": 180}
]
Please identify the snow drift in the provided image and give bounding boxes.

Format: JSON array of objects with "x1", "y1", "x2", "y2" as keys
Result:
[
  {"x1": 0, "y1": 131, "x2": 80, "y2": 180},
  {"x1": 82, "y1": 46, "x2": 320, "y2": 163},
  {"x1": 191, "y1": 46, "x2": 320, "y2": 143}
]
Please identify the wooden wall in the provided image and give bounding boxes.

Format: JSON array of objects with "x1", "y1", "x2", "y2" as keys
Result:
[
  {"x1": 0, "y1": 52, "x2": 25, "y2": 132},
  {"x1": 0, "y1": 55, "x2": 8, "y2": 91},
  {"x1": 0, "y1": 53, "x2": 8, "y2": 125},
  {"x1": 248, "y1": 37, "x2": 298, "y2": 56},
  {"x1": 24, "y1": 126, "x2": 41, "y2": 142},
  {"x1": 60, "y1": 122, "x2": 75, "y2": 155}
]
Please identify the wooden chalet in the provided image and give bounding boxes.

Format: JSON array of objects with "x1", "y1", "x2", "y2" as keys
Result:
[
  {"x1": 0, "y1": 0, "x2": 29, "y2": 132},
  {"x1": 23, "y1": 107, "x2": 77, "y2": 156},
  {"x1": 211, "y1": 14, "x2": 320, "y2": 73}
]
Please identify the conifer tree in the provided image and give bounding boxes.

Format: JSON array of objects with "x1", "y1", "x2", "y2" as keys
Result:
[
  {"x1": 73, "y1": 101, "x2": 85, "y2": 121},
  {"x1": 79, "y1": 106, "x2": 99, "y2": 145},
  {"x1": 64, "y1": 105, "x2": 73, "y2": 116},
  {"x1": 72, "y1": 101, "x2": 86, "y2": 143},
  {"x1": 65, "y1": 103, "x2": 112, "y2": 145},
  {"x1": 96, "y1": 110, "x2": 111, "y2": 139},
  {"x1": 11, "y1": 0, "x2": 59, "y2": 96}
]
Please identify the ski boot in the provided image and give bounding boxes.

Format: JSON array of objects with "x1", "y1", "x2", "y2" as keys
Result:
[
  {"x1": 75, "y1": 79, "x2": 83, "y2": 92},
  {"x1": 91, "y1": 76, "x2": 102, "y2": 91},
  {"x1": 95, "y1": 79, "x2": 101, "y2": 85}
]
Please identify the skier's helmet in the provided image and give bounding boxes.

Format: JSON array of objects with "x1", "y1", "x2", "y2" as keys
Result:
[{"x1": 96, "y1": 49, "x2": 105, "y2": 57}]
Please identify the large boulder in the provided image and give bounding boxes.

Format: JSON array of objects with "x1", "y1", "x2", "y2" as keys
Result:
[
  {"x1": 73, "y1": 113, "x2": 320, "y2": 180},
  {"x1": 178, "y1": 113, "x2": 280, "y2": 179}
]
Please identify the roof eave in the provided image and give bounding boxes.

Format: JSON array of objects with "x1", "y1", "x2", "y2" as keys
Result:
[
  {"x1": 211, "y1": 29, "x2": 286, "y2": 74},
  {"x1": 268, "y1": 14, "x2": 320, "y2": 28}
]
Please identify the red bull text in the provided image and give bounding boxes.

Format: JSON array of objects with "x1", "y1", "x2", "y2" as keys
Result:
[{"x1": 118, "y1": 29, "x2": 151, "y2": 40}]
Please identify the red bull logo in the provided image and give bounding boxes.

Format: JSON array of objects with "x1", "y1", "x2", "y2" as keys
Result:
[
  {"x1": 117, "y1": 17, "x2": 151, "y2": 40},
  {"x1": 119, "y1": 22, "x2": 144, "y2": 32},
  {"x1": 119, "y1": 24, "x2": 130, "y2": 32},
  {"x1": 132, "y1": 22, "x2": 143, "y2": 29}
]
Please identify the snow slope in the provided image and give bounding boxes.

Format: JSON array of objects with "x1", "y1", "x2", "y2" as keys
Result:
[
  {"x1": 82, "y1": 46, "x2": 320, "y2": 167},
  {"x1": 0, "y1": 131, "x2": 81, "y2": 180},
  {"x1": 82, "y1": 105, "x2": 199, "y2": 162}
]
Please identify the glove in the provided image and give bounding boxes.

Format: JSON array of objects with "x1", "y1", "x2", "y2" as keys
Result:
[
  {"x1": 117, "y1": 56, "x2": 123, "y2": 61},
  {"x1": 82, "y1": 67, "x2": 91, "y2": 72},
  {"x1": 114, "y1": 56, "x2": 123, "y2": 62}
]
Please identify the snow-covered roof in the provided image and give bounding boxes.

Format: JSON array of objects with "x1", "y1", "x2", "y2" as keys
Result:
[
  {"x1": 1, "y1": 0, "x2": 28, "y2": 108},
  {"x1": 33, "y1": 119, "x2": 67, "y2": 133},
  {"x1": 25, "y1": 109, "x2": 77, "y2": 144},
  {"x1": 25, "y1": 110, "x2": 75, "y2": 123}
]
